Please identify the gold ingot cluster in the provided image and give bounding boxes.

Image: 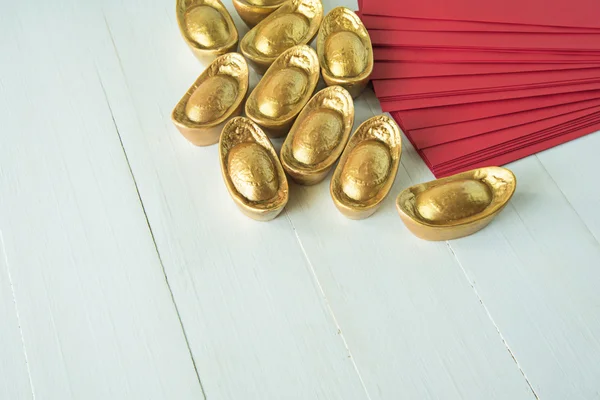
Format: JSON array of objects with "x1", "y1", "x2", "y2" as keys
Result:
[{"x1": 171, "y1": 1, "x2": 516, "y2": 236}]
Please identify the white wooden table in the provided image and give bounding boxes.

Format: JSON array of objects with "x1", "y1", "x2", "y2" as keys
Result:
[{"x1": 2, "y1": 0, "x2": 600, "y2": 399}]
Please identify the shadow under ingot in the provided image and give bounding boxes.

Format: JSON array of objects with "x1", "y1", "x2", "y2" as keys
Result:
[
  {"x1": 239, "y1": 0, "x2": 323, "y2": 74},
  {"x1": 176, "y1": 0, "x2": 239, "y2": 64},
  {"x1": 245, "y1": 45, "x2": 320, "y2": 138},
  {"x1": 330, "y1": 115, "x2": 402, "y2": 219},
  {"x1": 232, "y1": 0, "x2": 287, "y2": 28},
  {"x1": 280, "y1": 86, "x2": 354, "y2": 185},
  {"x1": 219, "y1": 117, "x2": 289, "y2": 221},
  {"x1": 396, "y1": 166, "x2": 517, "y2": 241},
  {"x1": 317, "y1": 7, "x2": 373, "y2": 98},
  {"x1": 172, "y1": 53, "x2": 249, "y2": 146}
]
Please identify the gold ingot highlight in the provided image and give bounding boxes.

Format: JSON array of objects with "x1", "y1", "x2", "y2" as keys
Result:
[
  {"x1": 317, "y1": 7, "x2": 373, "y2": 98},
  {"x1": 240, "y1": 0, "x2": 323, "y2": 74},
  {"x1": 172, "y1": 53, "x2": 249, "y2": 146},
  {"x1": 219, "y1": 117, "x2": 288, "y2": 221},
  {"x1": 396, "y1": 167, "x2": 517, "y2": 241},
  {"x1": 245, "y1": 45, "x2": 319, "y2": 137},
  {"x1": 233, "y1": 0, "x2": 287, "y2": 28},
  {"x1": 330, "y1": 115, "x2": 401, "y2": 219},
  {"x1": 176, "y1": 0, "x2": 239, "y2": 64},
  {"x1": 280, "y1": 86, "x2": 354, "y2": 185}
]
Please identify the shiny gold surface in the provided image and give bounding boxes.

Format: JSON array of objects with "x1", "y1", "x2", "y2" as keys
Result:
[
  {"x1": 172, "y1": 53, "x2": 249, "y2": 146},
  {"x1": 240, "y1": 0, "x2": 323, "y2": 74},
  {"x1": 317, "y1": 7, "x2": 373, "y2": 98},
  {"x1": 232, "y1": 0, "x2": 287, "y2": 28},
  {"x1": 330, "y1": 115, "x2": 401, "y2": 219},
  {"x1": 280, "y1": 86, "x2": 354, "y2": 185},
  {"x1": 245, "y1": 45, "x2": 320, "y2": 137},
  {"x1": 219, "y1": 117, "x2": 288, "y2": 221},
  {"x1": 396, "y1": 167, "x2": 517, "y2": 241},
  {"x1": 176, "y1": 0, "x2": 239, "y2": 64}
]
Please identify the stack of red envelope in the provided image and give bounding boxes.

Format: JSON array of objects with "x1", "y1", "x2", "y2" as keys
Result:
[{"x1": 357, "y1": 0, "x2": 600, "y2": 177}]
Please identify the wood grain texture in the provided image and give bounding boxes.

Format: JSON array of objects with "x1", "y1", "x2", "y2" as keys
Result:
[
  {"x1": 283, "y1": 92, "x2": 536, "y2": 400},
  {"x1": 0, "y1": 2, "x2": 204, "y2": 399},
  {"x1": 2, "y1": 0, "x2": 600, "y2": 398},
  {"x1": 0, "y1": 236, "x2": 33, "y2": 400},
  {"x1": 378, "y1": 86, "x2": 600, "y2": 399},
  {"x1": 92, "y1": 1, "x2": 369, "y2": 399},
  {"x1": 444, "y1": 157, "x2": 600, "y2": 400}
]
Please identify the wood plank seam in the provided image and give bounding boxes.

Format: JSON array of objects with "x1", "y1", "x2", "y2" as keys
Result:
[
  {"x1": 95, "y1": 70, "x2": 208, "y2": 400},
  {"x1": 0, "y1": 229, "x2": 36, "y2": 399},
  {"x1": 363, "y1": 89, "x2": 542, "y2": 397},
  {"x1": 283, "y1": 211, "x2": 374, "y2": 400},
  {"x1": 444, "y1": 240, "x2": 541, "y2": 400}
]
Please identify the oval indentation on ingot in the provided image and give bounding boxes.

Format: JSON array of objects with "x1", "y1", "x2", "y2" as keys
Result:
[
  {"x1": 415, "y1": 179, "x2": 493, "y2": 223},
  {"x1": 185, "y1": 75, "x2": 238, "y2": 123},
  {"x1": 325, "y1": 31, "x2": 367, "y2": 78},
  {"x1": 341, "y1": 140, "x2": 391, "y2": 201},
  {"x1": 228, "y1": 142, "x2": 279, "y2": 202},
  {"x1": 254, "y1": 14, "x2": 309, "y2": 56},
  {"x1": 292, "y1": 109, "x2": 343, "y2": 165},
  {"x1": 256, "y1": 67, "x2": 308, "y2": 118},
  {"x1": 184, "y1": 5, "x2": 230, "y2": 48}
]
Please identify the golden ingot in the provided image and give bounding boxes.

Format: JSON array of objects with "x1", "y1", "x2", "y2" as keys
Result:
[
  {"x1": 245, "y1": 45, "x2": 320, "y2": 137},
  {"x1": 239, "y1": 0, "x2": 323, "y2": 74},
  {"x1": 176, "y1": 0, "x2": 239, "y2": 64},
  {"x1": 396, "y1": 166, "x2": 517, "y2": 241},
  {"x1": 280, "y1": 86, "x2": 354, "y2": 185},
  {"x1": 330, "y1": 114, "x2": 401, "y2": 219},
  {"x1": 172, "y1": 53, "x2": 249, "y2": 146},
  {"x1": 232, "y1": 0, "x2": 287, "y2": 28},
  {"x1": 219, "y1": 117, "x2": 289, "y2": 221},
  {"x1": 317, "y1": 7, "x2": 373, "y2": 98}
]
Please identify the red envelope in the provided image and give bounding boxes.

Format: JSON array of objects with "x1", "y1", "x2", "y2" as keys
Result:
[
  {"x1": 409, "y1": 97, "x2": 600, "y2": 148},
  {"x1": 421, "y1": 106, "x2": 600, "y2": 165},
  {"x1": 381, "y1": 80, "x2": 600, "y2": 111},
  {"x1": 361, "y1": 0, "x2": 600, "y2": 29},
  {"x1": 433, "y1": 115, "x2": 600, "y2": 174},
  {"x1": 417, "y1": 112, "x2": 599, "y2": 167},
  {"x1": 428, "y1": 115, "x2": 600, "y2": 172},
  {"x1": 433, "y1": 121, "x2": 600, "y2": 177},
  {"x1": 373, "y1": 68, "x2": 600, "y2": 99},
  {"x1": 373, "y1": 47, "x2": 600, "y2": 63},
  {"x1": 371, "y1": 62, "x2": 600, "y2": 79},
  {"x1": 358, "y1": 13, "x2": 600, "y2": 34},
  {"x1": 417, "y1": 113, "x2": 600, "y2": 174},
  {"x1": 368, "y1": 30, "x2": 600, "y2": 52},
  {"x1": 360, "y1": 0, "x2": 600, "y2": 176},
  {"x1": 407, "y1": 108, "x2": 597, "y2": 170},
  {"x1": 409, "y1": 98, "x2": 600, "y2": 149},
  {"x1": 393, "y1": 89, "x2": 600, "y2": 130}
]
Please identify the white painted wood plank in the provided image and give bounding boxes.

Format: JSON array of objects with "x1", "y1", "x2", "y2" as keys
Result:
[
  {"x1": 536, "y1": 133, "x2": 600, "y2": 242},
  {"x1": 0, "y1": 3, "x2": 204, "y2": 399},
  {"x1": 0, "y1": 237, "x2": 33, "y2": 400},
  {"x1": 389, "y1": 90, "x2": 600, "y2": 398},
  {"x1": 282, "y1": 90, "x2": 536, "y2": 400},
  {"x1": 92, "y1": 1, "x2": 369, "y2": 399}
]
